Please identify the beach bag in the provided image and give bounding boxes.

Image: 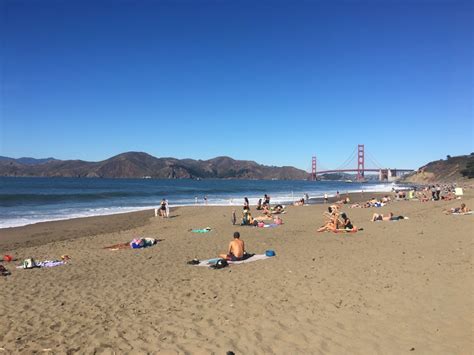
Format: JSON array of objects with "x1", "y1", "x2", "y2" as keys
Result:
[
  {"x1": 130, "y1": 238, "x2": 144, "y2": 249},
  {"x1": 212, "y1": 259, "x2": 228, "y2": 269},
  {"x1": 265, "y1": 250, "x2": 276, "y2": 257},
  {"x1": 22, "y1": 258, "x2": 37, "y2": 269}
]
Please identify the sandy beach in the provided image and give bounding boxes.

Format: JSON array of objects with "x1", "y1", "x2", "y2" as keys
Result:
[{"x1": 0, "y1": 191, "x2": 472, "y2": 354}]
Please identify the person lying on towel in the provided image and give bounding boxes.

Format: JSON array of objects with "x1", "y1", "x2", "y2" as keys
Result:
[
  {"x1": 219, "y1": 232, "x2": 245, "y2": 261},
  {"x1": 444, "y1": 203, "x2": 470, "y2": 214},
  {"x1": 371, "y1": 212, "x2": 407, "y2": 221}
]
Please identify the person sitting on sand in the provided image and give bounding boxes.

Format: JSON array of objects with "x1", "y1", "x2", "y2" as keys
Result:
[
  {"x1": 262, "y1": 204, "x2": 273, "y2": 217},
  {"x1": 273, "y1": 215, "x2": 283, "y2": 225},
  {"x1": 219, "y1": 232, "x2": 245, "y2": 261},
  {"x1": 371, "y1": 212, "x2": 407, "y2": 222},
  {"x1": 293, "y1": 198, "x2": 305, "y2": 206},
  {"x1": 318, "y1": 207, "x2": 342, "y2": 232},
  {"x1": 241, "y1": 208, "x2": 254, "y2": 225},
  {"x1": 444, "y1": 203, "x2": 470, "y2": 214},
  {"x1": 244, "y1": 197, "x2": 250, "y2": 210},
  {"x1": 256, "y1": 199, "x2": 263, "y2": 210},
  {"x1": 272, "y1": 204, "x2": 285, "y2": 214},
  {"x1": 340, "y1": 213, "x2": 354, "y2": 230}
]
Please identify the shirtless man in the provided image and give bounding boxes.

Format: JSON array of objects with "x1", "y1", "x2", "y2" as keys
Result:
[{"x1": 219, "y1": 232, "x2": 245, "y2": 261}]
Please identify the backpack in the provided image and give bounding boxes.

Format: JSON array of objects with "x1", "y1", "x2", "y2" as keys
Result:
[{"x1": 212, "y1": 258, "x2": 228, "y2": 269}]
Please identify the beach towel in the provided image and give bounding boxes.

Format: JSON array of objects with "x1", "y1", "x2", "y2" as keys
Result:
[
  {"x1": 451, "y1": 211, "x2": 473, "y2": 215},
  {"x1": 195, "y1": 254, "x2": 273, "y2": 267},
  {"x1": 455, "y1": 188, "x2": 464, "y2": 196},
  {"x1": 104, "y1": 238, "x2": 158, "y2": 250},
  {"x1": 190, "y1": 227, "x2": 212, "y2": 233},
  {"x1": 333, "y1": 228, "x2": 363, "y2": 233},
  {"x1": 16, "y1": 259, "x2": 66, "y2": 269}
]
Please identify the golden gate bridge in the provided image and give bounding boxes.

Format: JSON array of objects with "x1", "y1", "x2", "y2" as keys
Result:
[{"x1": 311, "y1": 144, "x2": 414, "y2": 181}]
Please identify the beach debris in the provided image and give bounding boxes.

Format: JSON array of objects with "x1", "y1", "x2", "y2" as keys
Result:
[
  {"x1": 0, "y1": 265, "x2": 11, "y2": 276},
  {"x1": 190, "y1": 227, "x2": 212, "y2": 233}
]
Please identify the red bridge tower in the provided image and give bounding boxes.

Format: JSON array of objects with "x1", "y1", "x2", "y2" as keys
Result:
[{"x1": 357, "y1": 144, "x2": 365, "y2": 181}]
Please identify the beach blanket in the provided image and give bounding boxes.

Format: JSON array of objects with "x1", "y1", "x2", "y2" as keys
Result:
[
  {"x1": 105, "y1": 238, "x2": 158, "y2": 250},
  {"x1": 451, "y1": 211, "x2": 473, "y2": 215},
  {"x1": 190, "y1": 227, "x2": 212, "y2": 233},
  {"x1": 196, "y1": 254, "x2": 272, "y2": 267},
  {"x1": 332, "y1": 228, "x2": 362, "y2": 233},
  {"x1": 16, "y1": 260, "x2": 66, "y2": 269}
]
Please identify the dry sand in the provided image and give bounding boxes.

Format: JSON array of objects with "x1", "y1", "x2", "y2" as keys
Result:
[{"x1": 0, "y1": 191, "x2": 473, "y2": 354}]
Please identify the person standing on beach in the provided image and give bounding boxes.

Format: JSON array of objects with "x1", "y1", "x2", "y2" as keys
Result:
[
  {"x1": 244, "y1": 197, "x2": 250, "y2": 210},
  {"x1": 324, "y1": 193, "x2": 328, "y2": 203},
  {"x1": 165, "y1": 199, "x2": 170, "y2": 218},
  {"x1": 204, "y1": 196, "x2": 208, "y2": 205},
  {"x1": 159, "y1": 199, "x2": 167, "y2": 218}
]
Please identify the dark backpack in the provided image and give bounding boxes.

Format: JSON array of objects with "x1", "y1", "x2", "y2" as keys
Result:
[{"x1": 212, "y1": 258, "x2": 228, "y2": 269}]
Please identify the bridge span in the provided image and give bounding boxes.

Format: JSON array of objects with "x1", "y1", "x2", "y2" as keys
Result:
[{"x1": 311, "y1": 145, "x2": 414, "y2": 181}]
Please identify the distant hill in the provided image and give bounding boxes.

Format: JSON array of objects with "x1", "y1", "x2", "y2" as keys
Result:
[
  {"x1": 400, "y1": 154, "x2": 474, "y2": 184},
  {"x1": 0, "y1": 156, "x2": 57, "y2": 165},
  {"x1": 0, "y1": 152, "x2": 309, "y2": 180}
]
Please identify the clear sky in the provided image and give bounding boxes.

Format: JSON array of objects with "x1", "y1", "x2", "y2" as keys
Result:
[{"x1": 1, "y1": 0, "x2": 473, "y2": 171}]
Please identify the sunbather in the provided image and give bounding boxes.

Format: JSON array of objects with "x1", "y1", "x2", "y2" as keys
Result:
[
  {"x1": 272, "y1": 204, "x2": 285, "y2": 214},
  {"x1": 371, "y1": 212, "x2": 406, "y2": 221},
  {"x1": 340, "y1": 213, "x2": 354, "y2": 229},
  {"x1": 241, "y1": 208, "x2": 255, "y2": 225},
  {"x1": 444, "y1": 203, "x2": 470, "y2": 214},
  {"x1": 219, "y1": 232, "x2": 245, "y2": 261},
  {"x1": 318, "y1": 207, "x2": 342, "y2": 232},
  {"x1": 273, "y1": 216, "x2": 283, "y2": 225}
]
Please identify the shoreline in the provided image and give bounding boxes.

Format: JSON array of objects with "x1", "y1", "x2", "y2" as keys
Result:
[{"x1": 0, "y1": 192, "x2": 392, "y2": 249}]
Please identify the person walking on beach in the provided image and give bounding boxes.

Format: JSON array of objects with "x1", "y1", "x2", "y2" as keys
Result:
[
  {"x1": 324, "y1": 193, "x2": 328, "y2": 203},
  {"x1": 204, "y1": 196, "x2": 208, "y2": 205},
  {"x1": 165, "y1": 199, "x2": 170, "y2": 218}
]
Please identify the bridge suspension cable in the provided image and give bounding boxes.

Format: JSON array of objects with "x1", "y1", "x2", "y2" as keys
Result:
[
  {"x1": 335, "y1": 146, "x2": 357, "y2": 170},
  {"x1": 365, "y1": 150, "x2": 384, "y2": 169}
]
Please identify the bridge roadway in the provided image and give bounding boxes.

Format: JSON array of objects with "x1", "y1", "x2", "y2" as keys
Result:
[{"x1": 316, "y1": 168, "x2": 414, "y2": 174}]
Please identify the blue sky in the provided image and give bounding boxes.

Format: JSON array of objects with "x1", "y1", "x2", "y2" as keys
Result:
[{"x1": 1, "y1": 0, "x2": 472, "y2": 171}]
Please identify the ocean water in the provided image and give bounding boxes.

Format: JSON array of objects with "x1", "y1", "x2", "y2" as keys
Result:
[{"x1": 0, "y1": 177, "x2": 403, "y2": 228}]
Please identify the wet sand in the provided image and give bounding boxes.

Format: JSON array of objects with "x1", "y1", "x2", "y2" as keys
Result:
[{"x1": 0, "y1": 191, "x2": 472, "y2": 354}]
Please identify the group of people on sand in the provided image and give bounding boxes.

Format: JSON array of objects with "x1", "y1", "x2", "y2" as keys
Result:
[
  {"x1": 350, "y1": 195, "x2": 391, "y2": 209},
  {"x1": 208, "y1": 191, "x2": 470, "y2": 261},
  {"x1": 240, "y1": 196, "x2": 284, "y2": 226},
  {"x1": 317, "y1": 205, "x2": 359, "y2": 232}
]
